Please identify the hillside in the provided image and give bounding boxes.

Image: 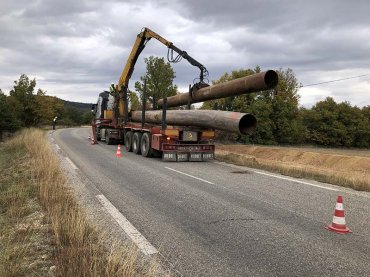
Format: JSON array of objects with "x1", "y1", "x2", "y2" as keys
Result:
[{"x1": 63, "y1": 100, "x2": 93, "y2": 112}]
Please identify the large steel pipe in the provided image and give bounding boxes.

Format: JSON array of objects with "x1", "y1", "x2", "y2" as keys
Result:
[
  {"x1": 158, "y1": 70, "x2": 278, "y2": 108},
  {"x1": 131, "y1": 110, "x2": 257, "y2": 135}
]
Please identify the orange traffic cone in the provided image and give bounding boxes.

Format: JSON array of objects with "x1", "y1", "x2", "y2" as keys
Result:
[
  {"x1": 325, "y1": 196, "x2": 352, "y2": 234},
  {"x1": 116, "y1": 144, "x2": 122, "y2": 157}
]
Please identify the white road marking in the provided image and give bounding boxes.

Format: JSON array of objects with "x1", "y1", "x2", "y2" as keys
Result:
[
  {"x1": 96, "y1": 194, "x2": 158, "y2": 255},
  {"x1": 252, "y1": 171, "x2": 339, "y2": 191},
  {"x1": 215, "y1": 161, "x2": 339, "y2": 191},
  {"x1": 65, "y1": 157, "x2": 78, "y2": 170},
  {"x1": 165, "y1": 167, "x2": 215, "y2": 185}
]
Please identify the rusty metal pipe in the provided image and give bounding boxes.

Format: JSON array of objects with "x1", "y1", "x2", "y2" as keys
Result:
[
  {"x1": 158, "y1": 70, "x2": 278, "y2": 108},
  {"x1": 131, "y1": 110, "x2": 257, "y2": 135}
]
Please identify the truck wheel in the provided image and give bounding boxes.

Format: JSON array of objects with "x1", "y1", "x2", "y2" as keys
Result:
[
  {"x1": 105, "y1": 130, "x2": 113, "y2": 145},
  {"x1": 141, "y1": 132, "x2": 152, "y2": 157},
  {"x1": 132, "y1": 132, "x2": 142, "y2": 154},
  {"x1": 125, "y1": 131, "x2": 133, "y2": 152}
]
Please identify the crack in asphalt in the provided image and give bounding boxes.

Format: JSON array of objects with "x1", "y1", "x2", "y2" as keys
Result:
[{"x1": 207, "y1": 218, "x2": 259, "y2": 224}]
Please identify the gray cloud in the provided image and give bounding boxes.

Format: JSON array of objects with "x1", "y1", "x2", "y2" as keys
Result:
[{"x1": 0, "y1": 0, "x2": 369, "y2": 107}]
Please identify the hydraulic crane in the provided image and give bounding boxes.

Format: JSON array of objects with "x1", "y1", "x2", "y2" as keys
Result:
[{"x1": 110, "y1": 27, "x2": 209, "y2": 126}]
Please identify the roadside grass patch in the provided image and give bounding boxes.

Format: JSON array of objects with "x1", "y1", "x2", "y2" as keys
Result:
[
  {"x1": 0, "y1": 129, "x2": 164, "y2": 277},
  {"x1": 0, "y1": 135, "x2": 54, "y2": 276},
  {"x1": 216, "y1": 146, "x2": 370, "y2": 191}
]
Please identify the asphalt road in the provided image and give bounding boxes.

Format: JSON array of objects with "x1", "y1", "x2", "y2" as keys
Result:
[{"x1": 53, "y1": 127, "x2": 370, "y2": 276}]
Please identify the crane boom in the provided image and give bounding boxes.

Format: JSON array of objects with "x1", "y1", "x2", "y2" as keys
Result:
[{"x1": 114, "y1": 27, "x2": 208, "y2": 120}]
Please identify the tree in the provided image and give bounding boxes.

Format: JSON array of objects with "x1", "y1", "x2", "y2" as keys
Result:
[
  {"x1": 128, "y1": 90, "x2": 141, "y2": 110},
  {"x1": 202, "y1": 67, "x2": 305, "y2": 145},
  {"x1": 202, "y1": 67, "x2": 258, "y2": 111},
  {"x1": 35, "y1": 95, "x2": 64, "y2": 125},
  {"x1": 270, "y1": 68, "x2": 306, "y2": 144},
  {"x1": 9, "y1": 74, "x2": 38, "y2": 126},
  {"x1": 303, "y1": 97, "x2": 370, "y2": 147},
  {"x1": 82, "y1": 110, "x2": 94, "y2": 125},
  {"x1": 135, "y1": 56, "x2": 177, "y2": 109},
  {"x1": 61, "y1": 106, "x2": 83, "y2": 126},
  {"x1": 0, "y1": 91, "x2": 21, "y2": 139}
]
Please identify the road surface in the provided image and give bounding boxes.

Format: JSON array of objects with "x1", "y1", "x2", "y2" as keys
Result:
[{"x1": 52, "y1": 127, "x2": 370, "y2": 276}]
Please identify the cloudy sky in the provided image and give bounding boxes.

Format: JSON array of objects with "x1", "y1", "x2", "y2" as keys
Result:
[{"x1": 1, "y1": 0, "x2": 370, "y2": 107}]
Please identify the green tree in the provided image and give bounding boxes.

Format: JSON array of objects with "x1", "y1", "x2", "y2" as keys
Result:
[
  {"x1": 128, "y1": 90, "x2": 141, "y2": 110},
  {"x1": 202, "y1": 67, "x2": 258, "y2": 111},
  {"x1": 202, "y1": 67, "x2": 305, "y2": 145},
  {"x1": 303, "y1": 97, "x2": 370, "y2": 147},
  {"x1": 362, "y1": 105, "x2": 370, "y2": 122},
  {"x1": 134, "y1": 56, "x2": 177, "y2": 109},
  {"x1": 0, "y1": 91, "x2": 21, "y2": 139},
  {"x1": 61, "y1": 106, "x2": 83, "y2": 126},
  {"x1": 82, "y1": 110, "x2": 94, "y2": 125},
  {"x1": 35, "y1": 95, "x2": 64, "y2": 125},
  {"x1": 9, "y1": 74, "x2": 38, "y2": 126},
  {"x1": 270, "y1": 68, "x2": 305, "y2": 144}
]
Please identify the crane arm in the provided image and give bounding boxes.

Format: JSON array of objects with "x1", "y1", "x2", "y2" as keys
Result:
[
  {"x1": 117, "y1": 27, "x2": 208, "y2": 91},
  {"x1": 114, "y1": 27, "x2": 208, "y2": 120}
]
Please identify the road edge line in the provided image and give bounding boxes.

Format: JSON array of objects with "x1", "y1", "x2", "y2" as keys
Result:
[{"x1": 96, "y1": 194, "x2": 158, "y2": 255}]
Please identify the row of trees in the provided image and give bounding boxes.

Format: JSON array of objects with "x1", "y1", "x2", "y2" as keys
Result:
[
  {"x1": 0, "y1": 74, "x2": 92, "y2": 138},
  {"x1": 201, "y1": 67, "x2": 370, "y2": 147},
  {"x1": 132, "y1": 57, "x2": 370, "y2": 147},
  {"x1": 132, "y1": 57, "x2": 370, "y2": 148},
  {"x1": 2, "y1": 58, "x2": 369, "y2": 148}
]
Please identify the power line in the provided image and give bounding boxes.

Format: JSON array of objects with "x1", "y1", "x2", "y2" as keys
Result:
[{"x1": 300, "y1": 73, "x2": 370, "y2": 87}]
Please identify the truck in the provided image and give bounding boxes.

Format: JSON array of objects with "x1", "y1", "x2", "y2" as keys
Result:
[{"x1": 91, "y1": 27, "x2": 278, "y2": 162}]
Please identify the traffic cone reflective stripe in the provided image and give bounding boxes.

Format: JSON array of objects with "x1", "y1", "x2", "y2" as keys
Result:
[
  {"x1": 116, "y1": 144, "x2": 122, "y2": 157},
  {"x1": 325, "y1": 196, "x2": 352, "y2": 234}
]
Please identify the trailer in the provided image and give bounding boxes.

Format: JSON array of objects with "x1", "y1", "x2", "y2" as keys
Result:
[{"x1": 91, "y1": 27, "x2": 277, "y2": 161}]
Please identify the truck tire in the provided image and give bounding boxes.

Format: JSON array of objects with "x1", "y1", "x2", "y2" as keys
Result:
[
  {"x1": 125, "y1": 131, "x2": 133, "y2": 152},
  {"x1": 105, "y1": 130, "x2": 113, "y2": 145},
  {"x1": 132, "y1": 132, "x2": 142, "y2": 154},
  {"x1": 141, "y1": 132, "x2": 152, "y2": 157}
]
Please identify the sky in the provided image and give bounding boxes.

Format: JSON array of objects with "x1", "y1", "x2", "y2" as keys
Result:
[{"x1": 1, "y1": 0, "x2": 370, "y2": 107}]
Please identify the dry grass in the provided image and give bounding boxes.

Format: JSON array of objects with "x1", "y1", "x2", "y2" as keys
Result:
[
  {"x1": 216, "y1": 144, "x2": 370, "y2": 191},
  {"x1": 0, "y1": 128, "x2": 163, "y2": 277},
  {"x1": 0, "y1": 134, "x2": 54, "y2": 276}
]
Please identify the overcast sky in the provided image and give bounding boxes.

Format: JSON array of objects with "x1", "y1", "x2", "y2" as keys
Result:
[{"x1": 1, "y1": 0, "x2": 370, "y2": 107}]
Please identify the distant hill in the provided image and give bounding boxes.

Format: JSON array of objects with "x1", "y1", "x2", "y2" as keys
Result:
[{"x1": 63, "y1": 100, "x2": 93, "y2": 112}]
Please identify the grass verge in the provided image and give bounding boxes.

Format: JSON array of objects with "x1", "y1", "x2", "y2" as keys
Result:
[
  {"x1": 0, "y1": 128, "x2": 161, "y2": 276},
  {"x1": 215, "y1": 146, "x2": 370, "y2": 192}
]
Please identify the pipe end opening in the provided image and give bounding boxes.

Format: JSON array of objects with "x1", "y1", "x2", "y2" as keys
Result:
[
  {"x1": 239, "y1": 114, "x2": 257, "y2": 135},
  {"x1": 264, "y1": 70, "x2": 279, "y2": 88}
]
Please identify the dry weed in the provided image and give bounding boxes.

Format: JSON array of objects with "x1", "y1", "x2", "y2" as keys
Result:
[
  {"x1": 216, "y1": 146, "x2": 370, "y2": 191},
  {"x1": 1, "y1": 129, "x2": 162, "y2": 277}
]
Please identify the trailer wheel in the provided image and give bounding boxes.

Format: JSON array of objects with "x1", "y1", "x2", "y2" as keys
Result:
[
  {"x1": 141, "y1": 132, "x2": 152, "y2": 157},
  {"x1": 125, "y1": 131, "x2": 133, "y2": 152},
  {"x1": 132, "y1": 132, "x2": 142, "y2": 154}
]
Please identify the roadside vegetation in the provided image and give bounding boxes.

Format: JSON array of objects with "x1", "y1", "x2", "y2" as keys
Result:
[
  {"x1": 0, "y1": 74, "x2": 92, "y2": 141},
  {"x1": 202, "y1": 67, "x2": 370, "y2": 148},
  {"x1": 216, "y1": 145, "x2": 370, "y2": 191},
  {"x1": 0, "y1": 129, "x2": 161, "y2": 276}
]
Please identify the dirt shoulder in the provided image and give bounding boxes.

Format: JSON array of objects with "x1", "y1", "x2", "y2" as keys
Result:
[{"x1": 215, "y1": 144, "x2": 370, "y2": 191}]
